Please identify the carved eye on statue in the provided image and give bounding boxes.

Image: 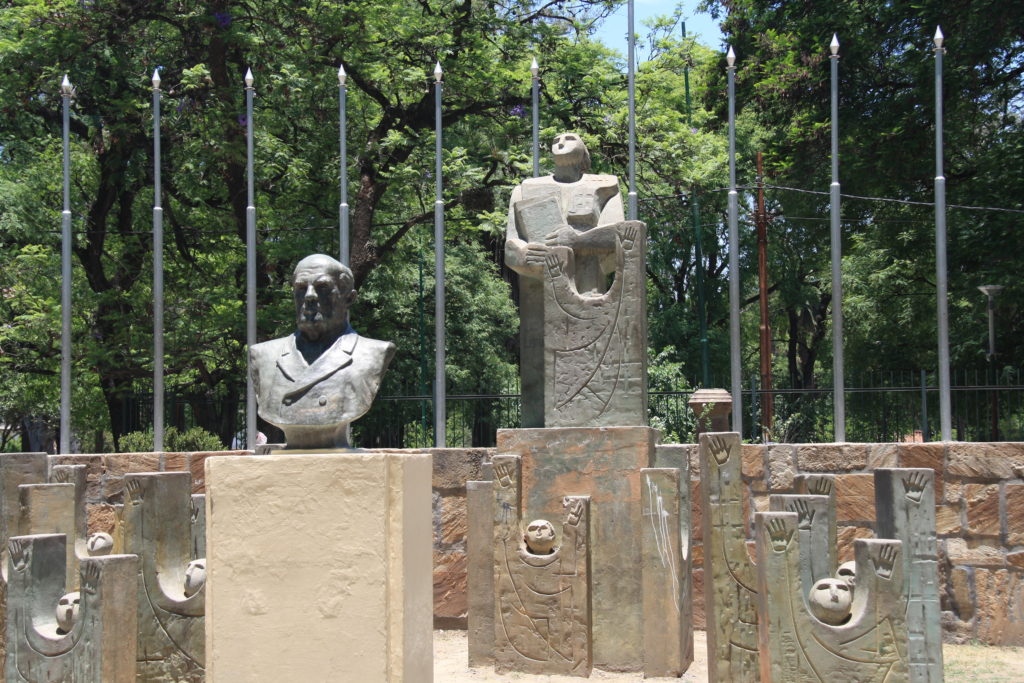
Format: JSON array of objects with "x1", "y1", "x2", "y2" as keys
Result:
[
  {"x1": 87, "y1": 532, "x2": 114, "y2": 557},
  {"x1": 808, "y1": 578, "x2": 853, "y2": 625},
  {"x1": 836, "y1": 560, "x2": 857, "y2": 587},
  {"x1": 184, "y1": 558, "x2": 207, "y2": 598},
  {"x1": 524, "y1": 519, "x2": 556, "y2": 555}
]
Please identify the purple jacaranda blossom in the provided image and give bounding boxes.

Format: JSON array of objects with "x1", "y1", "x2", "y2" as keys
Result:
[
  {"x1": 213, "y1": 11, "x2": 232, "y2": 28},
  {"x1": 238, "y1": 114, "x2": 248, "y2": 127},
  {"x1": 509, "y1": 104, "x2": 527, "y2": 118}
]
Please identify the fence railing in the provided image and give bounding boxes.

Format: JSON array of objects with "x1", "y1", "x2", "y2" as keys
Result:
[{"x1": 117, "y1": 367, "x2": 1024, "y2": 449}]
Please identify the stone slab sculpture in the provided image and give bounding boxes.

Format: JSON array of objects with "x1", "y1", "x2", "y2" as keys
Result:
[
  {"x1": 754, "y1": 512, "x2": 909, "y2": 682},
  {"x1": 249, "y1": 254, "x2": 396, "y2": 449},
  {"x1": 699, "y1": 432, "x2": 760, "y2": 682},
  {"x1": 767, "y1": 494, "x2": 833, "y2": 595},
  {"x1": 466, "y1": 480, "x2": 494, "y2": 667},
  {"x1": 122, "y1": 472, "x2": 205, "y2": 682},
  {"x1": 875, "y1": 468, "x2": 944, "y2": 682},
  {"x1": 491, "y1": 455, "x2": 591, "y2": 677},
  {"x1": 640, "y1": 467, "x2": 693, "y2": 677},
  {"x1": 505, "y1": 132, "x2": 645, "y2": 428},
  {"x1": 496, "y1": 426, "x2": 655, "y2": 671},
  {"x1": 190, "y1": 494, "x2": 205, "y2": 562},
  {"x1": 205, "y1": 452, "x2": 433, "y2": 682},
  {"x1": 5, "y1": 533, "x2": 137, "y2": 682},
  {"x1": 794, "y1": 473, "x2": 837, "y2": 574}
]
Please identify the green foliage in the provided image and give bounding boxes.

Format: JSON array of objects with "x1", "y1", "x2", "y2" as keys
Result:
[{"x1": 118, "y1": 426, "x2": 223, "y2": 453}]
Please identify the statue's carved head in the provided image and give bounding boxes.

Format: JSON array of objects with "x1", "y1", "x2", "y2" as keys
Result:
[
  {"x1": 551, "y1": 132, "x2": 591, "y2": 173},
  {"x1": 524, "y1": 519, "x2": 557, "y2": 555},
  {"x1": 56, "y1": 591, "x2": 80, "y2": 633},
  {"x1": 87, "y1": 532, "x2": 114, "y2": 557},
  {"x1": 292, "y1": 254, "x2": 356, "y2": 342},
  {"x1": 184, "y1": 558, "x2": 207, "y2": 598},
  {"x1": 808, "y1": 578, "x2": 853, "y2": 625}
]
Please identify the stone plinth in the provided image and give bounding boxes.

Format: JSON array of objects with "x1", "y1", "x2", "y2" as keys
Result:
[
  {"x1": 496, "y1": 426, "x2": 656, "y2": 672},
  {"x1": 205, "y1": 452, "x2": 432, "y2": 683},
  {"x1": 688, "y1": 389, "x2": 733, "y2": 435}
]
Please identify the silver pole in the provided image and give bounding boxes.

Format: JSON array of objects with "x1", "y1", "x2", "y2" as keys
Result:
[
  {"x1": 245, "y1": 68, "x2": 257, "y2": 450},
  {"x1": 338, "y1": 65, "x2": 350, "y2": 266},
  {"x1": 726, "y1": 47, "x2": 742, "y2": 435},
  {"x1": 829, "y1": 35, "x2": 845, "y2": 442},
  {"x1": 433, "y1": 62, "x2": 446, "y2": 448},
  {"x1": 933, "y1": 28, "x2": 951, "y2": 441},
  {"x1": 60, "y1": 75, "x2": 73, "y2": 455},
  {"x1": 531, "y1": 58, "x2": 540, "y2": 178},
  {"x1": 152, "y1": 70, "x2": 165, "y2": 452},
  {"x1": 626, "y1": 0, "x2": 637, "y2": 219}
]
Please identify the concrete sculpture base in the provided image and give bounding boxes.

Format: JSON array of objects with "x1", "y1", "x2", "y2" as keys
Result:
[{"x1": 205, "y1": 452, "x2": 433, "y2": 683}]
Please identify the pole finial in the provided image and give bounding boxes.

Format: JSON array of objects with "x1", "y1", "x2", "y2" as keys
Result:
[
  {"x1": 338, "y1": 64, "x2": 347, "y2": 86},
  {"x1": 934, "y1": 26, "x2": 944, "y2": 49},
  {"x1": 61, "y1": 74, "x2": 73, "y2": 96},
  {"x1": 434, "y1": 61, "x2": 443, "y2": 83},
  {"x1": 726, "y1": 46, "x2": 736, "y2": 68},
  {"x1": 530, "y1": 57, "x2": 539, "y2": 77},
  {"x1": 830, "y1": 33, "x2": 840, "y2": 56},
  {"x1": 151, "y1": 68, "x2": 161, "y2": 89},
  {"x1": 244, "y1": 67, "x2": 254, "y2": 87}
]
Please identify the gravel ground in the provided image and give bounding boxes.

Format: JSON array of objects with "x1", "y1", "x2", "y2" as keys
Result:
[{"x1": 433, "y1": 630, "x2": 1024, "y2": 682}]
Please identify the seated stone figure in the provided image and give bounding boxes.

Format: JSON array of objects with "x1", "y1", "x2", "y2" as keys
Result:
[{"x1": 250, "y1": 254, "x2": 396, "y2": 449}]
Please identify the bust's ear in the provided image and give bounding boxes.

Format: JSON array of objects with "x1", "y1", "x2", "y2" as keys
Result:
[{"x1": 346, "y1": 288, "x2": 358, "y2": 306}]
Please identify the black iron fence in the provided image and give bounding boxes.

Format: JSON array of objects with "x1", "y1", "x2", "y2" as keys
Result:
[{"x1": 118, "y1": 367, "x2": 1024, "y2": 449}]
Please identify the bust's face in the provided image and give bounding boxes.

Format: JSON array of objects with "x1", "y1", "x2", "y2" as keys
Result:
[
  {"x1": 551, "y1": 133, "x2": 586, "y2": 169},
  {"x1": 524, "y1": 519, "x2": 556, "y2": 554},
  {"x1": 807, "y1": 578, "x2": 853, "y2": 625},
  {"x1": 293, "y1": 256, "x2": 354, "y2": 341}
]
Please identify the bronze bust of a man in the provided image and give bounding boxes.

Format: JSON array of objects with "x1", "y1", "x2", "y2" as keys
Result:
[{"x1": 249, "y1": 254, "x2": 396, "y2": 449}]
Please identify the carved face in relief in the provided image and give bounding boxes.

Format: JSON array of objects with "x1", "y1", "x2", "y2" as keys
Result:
[
  {"x1": 86, "y1": 532, "x2": 114, "y2": 557},
  {"x1": 184, "y1": 559, "x2": 207, "y2": 598},
  {"x1": 836, "y1": 560, "x2": 857, "y2": 587},
  {"x1": 56, "y1": 592, "x2": 80, "y2": 633},
  {"x1": 292, "y1": 255, "x2": 356, "y2": 342},
  {"x1": 808, "y1": 578, "x2": 853, "y2": 625},
  {"x1": 524, "y1": 519, "x2": 556, "y2": 555},
  {"x1": 550, "y1": 133, "x2": 591, "y2": 173}
]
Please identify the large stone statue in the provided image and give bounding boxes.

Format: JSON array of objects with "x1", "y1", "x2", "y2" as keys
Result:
[
  {"x1": 250, "y1": 254, "x2": 396, "y2": 449},
  {"x1": 505, "y1": 133, "x2": 646, "y2": 428}
]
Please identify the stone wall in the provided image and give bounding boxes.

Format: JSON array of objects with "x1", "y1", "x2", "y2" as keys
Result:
[{"x1": 53, "y1": 442, "x2": 1024, "y2": 644}]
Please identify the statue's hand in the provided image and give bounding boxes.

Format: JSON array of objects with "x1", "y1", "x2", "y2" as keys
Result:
[
  {"x1": 544, "y1": 225, "x2": 576, "y2": 247},
  {"x1": 523, "y1": 242, "x2": 548, "y2": 266},
  {"x1": 505, "y1": 239, "x2": 545, "y2": 274}
]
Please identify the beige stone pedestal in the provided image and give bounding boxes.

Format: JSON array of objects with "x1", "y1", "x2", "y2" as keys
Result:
[{"x1": 205, "y1": 452, "x2": 433, "y2": 683}]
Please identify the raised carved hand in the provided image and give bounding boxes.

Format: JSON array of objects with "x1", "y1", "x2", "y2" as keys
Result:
[
  {"x1": 871, "y1": 543, "x2": 898, "y2": 580},
  {"x1": 790, "y1": 499, "x2": 816, "y2": 531},
  {"x1": 9, "y1": 538, "x2": 29, "y2": 572},
  {"x1": 706, "y1": 435, "x2": 731, "y2": 466},
  {"x1": 494, "y1": 461, "x2": 515, "y2": 488},
  {"x1": 766, "y1": 517, "x2": 793, "y2": 552},
  {"x1": 125, "y1": 477, "x2": 144, "y2": 505},
  {"x1": 902, "y1": 471, "x2": 928, "y2": 504},
  {"x1": 51, "y1": 468, "x2": 74, "y2": 484},
  {"x1": 563, "y1": 497, "x2": 584, "y2": 526},
  {"x1": 544, "y1": 252, "x2": 565, "y2": 279},
  {"x1": 806, "y1": 477, "x2": 833, "y2": 497},
  {"x1": 620, "y1": 224, "x2": 637, "y2": 250},
  {"x1": 81, "y1": 561, "x2": 101, "y2": 596}
]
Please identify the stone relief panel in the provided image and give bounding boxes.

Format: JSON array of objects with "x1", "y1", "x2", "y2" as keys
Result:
[
  {"x1": 640, "y1": 467, "x2": 693, "y2": 677},
  {"x1": 5, "y1": 533, "x2": 137, "y2": 682},
  {"x1": 875, "y1": 468, "x2": 944, "y2": 683},
  {"x1": 123, "y1": 473, "x2": 205, "y2": 682},
  {"x1": 699, "y1": 432, "x2": 760, "y2": 682},
  {"x1": 492, "y1": 455, "x2": 591, "y2": 677},
  {"x1": 755, "y1": 512, "x2": 909, "y2": 682},
  {"x1": 543, "y1": 221, "x2": 647, "y2": 428}
]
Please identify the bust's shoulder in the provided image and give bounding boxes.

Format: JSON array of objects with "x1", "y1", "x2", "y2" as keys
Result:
[
  {"x1": 251, "y1": 334, "x2": 294, "y2": 358},
  {"x1": 354, "y1": 334, "x2": 397, "y2": 362}
]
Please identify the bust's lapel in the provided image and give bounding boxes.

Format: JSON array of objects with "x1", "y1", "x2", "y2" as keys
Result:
[
  {"x1": 282, "y1": 332, "x2": 359, "y2": 401},
  {"x1": 275, "y1": 334, "x2": 307, "y2": 382}
]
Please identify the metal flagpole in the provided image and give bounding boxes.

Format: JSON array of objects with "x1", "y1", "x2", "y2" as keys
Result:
[
  {"x1": 60, "y1": 74, "x2": 73, "y2": 454},
  {"x1": 338, "y1": 65, "x2": 350, "y2": 266},
  {"x1": 933, "y1": 27, "x2": 952, "y2": 441},
  {"x1": 682, "y1": 21, "x2": 710, "y2": 387},
  {"x1": 152, "y1": 69, "x2": 165, "y2": 452},
  {"x1": 433, "y1": 62, "x2": 446, "y2": 448},
  {"x1": 245, "y1": 68, "x2": 257, "y2": 449},
  {"x1": 531, "y1": 58, "x2": 540, "y2": 178},
  {"x1": 627, "y1": 0, "x2": 637, "y2": 219},
  {"x1": 726, "y1": 47, "x2": 742, "y2": 435},
  {"x1": 829, "y1": 34, "x2": 845, "y2": 442}
]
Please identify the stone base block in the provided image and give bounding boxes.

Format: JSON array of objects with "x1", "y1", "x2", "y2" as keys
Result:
[
  {"x1": 496, "y1": 426, "x2": 656, "y2": 672},
  {"x1": 205, "y1": 452, "x2": 433, "y2": 682}
]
